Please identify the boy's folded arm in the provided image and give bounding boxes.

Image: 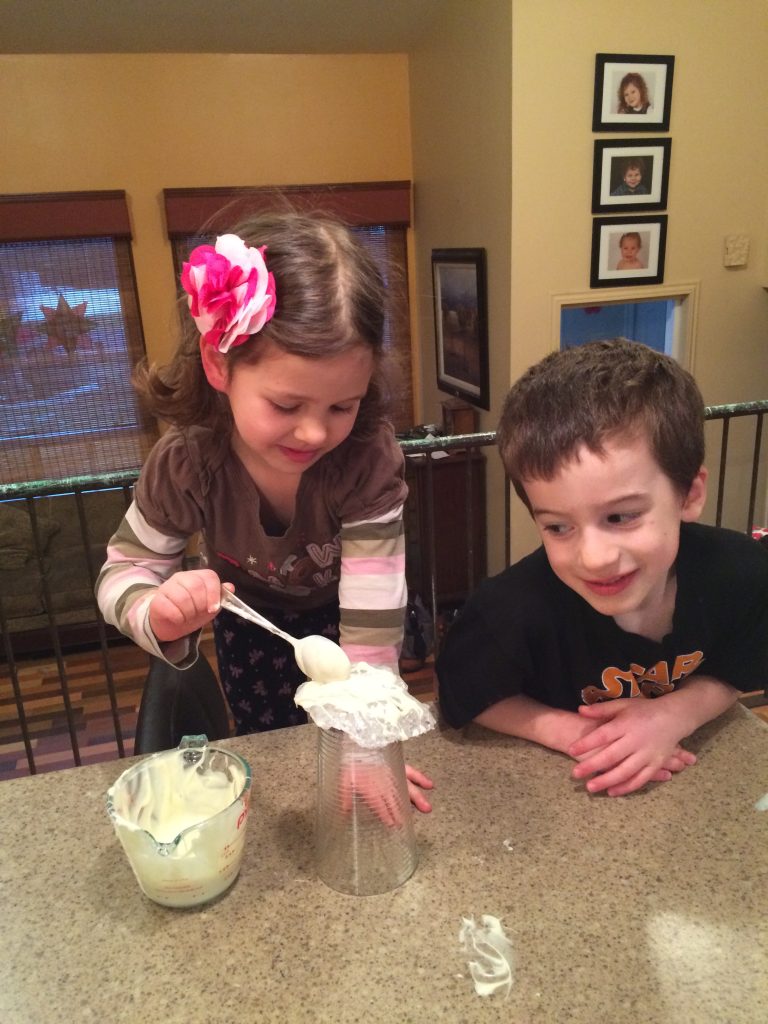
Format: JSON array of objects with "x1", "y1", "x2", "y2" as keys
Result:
[
  {"x1": 569, "y1": 675, "x2": 738, "y2": 796},
  {"x1": 474, "y1": 693, "x2": 596, "y2": 754},
  {"x1": 657, "y1": 673, "x2": 740, "y2": 736},
  {"x1": 574, "y1": 672, "x2": 739, "y2": 751}
]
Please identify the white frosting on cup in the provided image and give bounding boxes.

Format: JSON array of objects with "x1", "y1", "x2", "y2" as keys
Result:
[{"x1": 294, "y1": 662, "x2": 435, "y2": 748}]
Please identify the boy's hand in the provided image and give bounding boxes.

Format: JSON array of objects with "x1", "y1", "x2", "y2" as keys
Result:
[
  {"x1": 149, "y1": 570, "x2": 232, "y2": 643},
  {"x1": 568, "y1": 698, "x2": 696, "y2": 796}
]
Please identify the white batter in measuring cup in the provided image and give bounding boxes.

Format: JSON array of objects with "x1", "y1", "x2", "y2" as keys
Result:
[{"x1": 107, "y1": 735, "x2": 252, "y2": 908}]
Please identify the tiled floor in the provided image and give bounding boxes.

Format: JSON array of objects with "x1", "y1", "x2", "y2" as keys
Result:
[{"x1": 0, "y1": 637, "x2": 438, "y2": 782}]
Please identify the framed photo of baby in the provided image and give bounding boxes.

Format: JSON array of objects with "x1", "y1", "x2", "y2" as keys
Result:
[
  {"x1": 592, "y1": 53, "x2": 674, "y2": 132},
  {"x1": 592, "y1": 138, "x2": 672, "y2": 213},
  {"x1": 590, "y1": 215, "x2": 668, "y2": 288}
]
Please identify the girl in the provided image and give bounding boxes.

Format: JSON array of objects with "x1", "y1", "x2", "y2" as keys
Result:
[
  {"x1": 617, "y1": 72, "x2": 651, "y2": 115},
  {"x1": 97, "y1": 211, "x2": 432, "y2": 810}
]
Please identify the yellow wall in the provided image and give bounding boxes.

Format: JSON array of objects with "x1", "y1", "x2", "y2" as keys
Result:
[
  {"x1": 408, "y1": 0, "x2": 768, "y2": 563},
  {"x1": 1, "y1": 53, "x2": 412, "y2": 364},
  {"x1": 507, "y1": 0, "x2": 768, "y2": 557},
  {"x1": 4, "y1": 18, "x2": 768, "y2": 562},
  {"x1": 409, "y1": 0, "x2": 513, "y2": 571}
]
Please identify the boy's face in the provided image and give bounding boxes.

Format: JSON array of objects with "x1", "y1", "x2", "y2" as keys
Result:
[
  {"x1": 523, "y1": 435, "x2": 707, "y2": 636},
  {"x1": 623, "y1": 166, "x2": 642, "y2": 189},
  {"x1": 620, "y1": 237, "x2": 640, "y2": 260}
]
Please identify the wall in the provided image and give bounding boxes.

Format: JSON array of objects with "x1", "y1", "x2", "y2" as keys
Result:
[
  {"x1": 508, "y1": 0, "x2": 768, "y2": 557},
  {"x1": 1, "y1": 53, "x2": 412, "y2": 364},
  {"x1": 408, "y1": 0, "x2": 768, "y2": 565},
  {"x1": 409, "y1": 0, "x2": 513, "y2": 572}
]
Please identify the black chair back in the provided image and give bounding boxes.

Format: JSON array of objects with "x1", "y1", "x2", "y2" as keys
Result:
[{"x1": 134, "y1": 654, "x2": 230, "y2": 755}]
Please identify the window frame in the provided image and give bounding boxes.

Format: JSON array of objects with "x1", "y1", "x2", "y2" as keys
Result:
[{"x1": 0, "y1": 190, "x2": 157, "y2": 484}]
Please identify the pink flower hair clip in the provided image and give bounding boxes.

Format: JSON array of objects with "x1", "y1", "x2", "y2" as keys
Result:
[{"x1": 181, "y1": 234, "x2": 277, "y2": 353}]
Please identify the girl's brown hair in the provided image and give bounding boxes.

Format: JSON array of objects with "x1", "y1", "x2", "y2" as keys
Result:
[
  {"x1": 617, "y1": 72, "x2": 650, "y2": 113},
  {"x1": 134, "y1": 211, "x2": 393, "y2": 438}
]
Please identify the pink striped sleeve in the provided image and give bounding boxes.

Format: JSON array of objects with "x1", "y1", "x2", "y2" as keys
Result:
[{"x1": 338, "y1": 505, "x2": 407, "y2": 668}]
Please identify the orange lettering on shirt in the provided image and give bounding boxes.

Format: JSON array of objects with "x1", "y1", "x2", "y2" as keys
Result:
[
  {"x1": 634, "y1": 660, "x2": 674, "y2": 697},
  {"x1": 585, "y1": 666, "x2": 637, "y2": 702},
  {"x1": 671, "y1": 651, "x2": 704, "y2": 682},
  {"x1": 581, "y1": 651, "x2": 705, "y2": 705}
]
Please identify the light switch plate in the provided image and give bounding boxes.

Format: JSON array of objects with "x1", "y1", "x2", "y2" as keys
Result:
[{"x1": 724, "y1": 234, "x2": 750, "y2": 267}]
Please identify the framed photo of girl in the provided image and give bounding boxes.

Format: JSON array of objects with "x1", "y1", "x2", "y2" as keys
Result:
[
  {"x1": 590, "y1": 215, "x2": 668, "y2": 288},
  {"x1": 432, "y1": 247, "x2": 490, "y2": 410},
  {"x1": 592, "y1": 53, "x2": 675, "y2": 132},
  {"x1": 592, "y1": 138, "x2": 672, "y2": 213}
]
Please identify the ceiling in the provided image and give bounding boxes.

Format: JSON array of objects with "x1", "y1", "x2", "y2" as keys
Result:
[{"x1": 2, "y1": 0, "x2": 443, "y2": 54}]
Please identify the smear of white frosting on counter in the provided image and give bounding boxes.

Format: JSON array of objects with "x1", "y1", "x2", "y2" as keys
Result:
[{"x1": 459, "y1": 914, "x2": 515, "y2": 998}]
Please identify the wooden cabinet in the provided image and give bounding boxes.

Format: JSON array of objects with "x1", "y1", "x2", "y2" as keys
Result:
[{"x1": 403, "y1": 450, "x2": 487, "y2": 606}]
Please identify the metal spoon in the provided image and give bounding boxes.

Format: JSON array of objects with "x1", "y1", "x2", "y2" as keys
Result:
[{"x1": 219, "y1": 589, "x2": 351, "y2": 682}]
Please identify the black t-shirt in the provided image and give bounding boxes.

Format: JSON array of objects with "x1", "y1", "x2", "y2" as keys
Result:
[{"x1": 437, "y1": 522, "x2": 768, "y2": 728}]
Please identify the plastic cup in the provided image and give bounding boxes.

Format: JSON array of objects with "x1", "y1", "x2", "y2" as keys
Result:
[{"x1": 315, "y1": 727, "x2": 418, "y2": 896}]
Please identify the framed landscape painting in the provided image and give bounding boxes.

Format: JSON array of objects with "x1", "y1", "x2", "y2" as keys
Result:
[{"x1": 432, "y1": 248, "x2": 490, "y2": 410}]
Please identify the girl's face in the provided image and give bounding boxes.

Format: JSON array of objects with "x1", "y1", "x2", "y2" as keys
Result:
[
  {"x1": 623, "y1": 83, "x2": 642, "y2": 109},
  {"x1": 202, "y1": 339, "x2": 374, "y2": 481},
  {"x1": 624, "y1": 167, "x2": 642, "y2": 189}
]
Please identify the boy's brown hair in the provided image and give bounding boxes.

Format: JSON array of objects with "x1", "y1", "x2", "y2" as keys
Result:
[{"x1": 496, "y1": 339, "x2": 705, "y2": 508}]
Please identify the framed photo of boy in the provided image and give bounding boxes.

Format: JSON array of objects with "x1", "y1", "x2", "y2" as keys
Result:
[
  {"x1": 590, "y1": 215, "x2": 668, "y2": 288},
  {"x1": 432, "y1": 248, "x2": 490, "y2": 410},
  {"x1": 592, "y1": 53, "x2": 674, "y2": 132},
  {"x1": 592, "y1": 138, "x2": 672, "y2": 213}
]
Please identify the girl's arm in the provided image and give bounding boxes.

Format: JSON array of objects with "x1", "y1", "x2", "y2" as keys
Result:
[
  {"x1": 96, "y1": 500, "x2": 201, "y2": 665},
  {"x1": 338, "y1": 503, "x2": 434, "y2": 811},
  {"x1": 337, "y1": 503, "x2": 407, "y2": 669}
]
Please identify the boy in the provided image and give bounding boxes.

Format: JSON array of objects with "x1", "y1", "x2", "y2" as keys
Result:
[
  {"x1": 437, "y1": 340, "x2": 768, "y2": 797},
  {"x1": 610, "y1": 157, "x2": 649, "y2": 197}
]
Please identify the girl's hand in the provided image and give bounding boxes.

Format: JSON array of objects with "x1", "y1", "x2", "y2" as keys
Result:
[
  {"x1": 149, "y1": 570, "x2": 232, "y2": 643},
  {"x1": 338, "y1": 761, "x2": 434, "y2": 826},
  {"x1": 568, "y1": 698, "x2": 696, "y2": 797},
  {"x1": 406, "y1": 764, "x2": 434, "y2": 813}
]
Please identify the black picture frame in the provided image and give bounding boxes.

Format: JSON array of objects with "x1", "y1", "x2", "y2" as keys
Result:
[
  {"x1": 592, "y1": 53, "x2": 674, "y2": 132},
  {"x1": 590, "y1": 215, "x2": 668, "y2": 288},
  {"x1": 592, "y1": 138, "x2": 672, "y2": 213},
  {"x1": 432, "y1": 248, "x2": 489, "y2": 410}
]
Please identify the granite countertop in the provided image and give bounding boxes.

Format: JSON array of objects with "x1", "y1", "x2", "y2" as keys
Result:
[{"x1": 2, "y1": 704, "x2": 767, "y2": 1024}]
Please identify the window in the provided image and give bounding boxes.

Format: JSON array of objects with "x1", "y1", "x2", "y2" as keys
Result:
[
  {"x1": 0, "y1": 192, "x2": 157, "y2": 484},
  {"x1": 163, "y1": 184, "x2": 414, "y2": 431},
  {"x1": 552, "y1": 283, "x2": 699, "y2": 368}
]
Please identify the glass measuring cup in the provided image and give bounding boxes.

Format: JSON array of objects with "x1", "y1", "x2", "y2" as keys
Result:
[{"x1": 107, "y1": 735, "x2": 252, "y2": 908}]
